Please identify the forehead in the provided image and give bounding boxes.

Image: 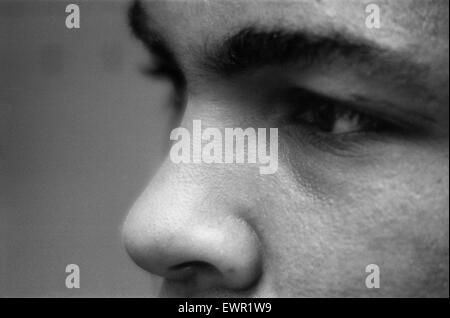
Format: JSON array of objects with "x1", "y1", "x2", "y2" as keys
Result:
[{"x1": 141, "y1": 0, "x2": 448, "y2": 51}]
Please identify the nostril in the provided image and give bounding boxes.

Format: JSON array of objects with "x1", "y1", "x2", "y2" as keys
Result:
[
  {"x1": 168, "y1": 261, "x2": 220, "y2": 281},
  {"x1": 170, "y1": 261, "x2": 214, "y2": 272}
]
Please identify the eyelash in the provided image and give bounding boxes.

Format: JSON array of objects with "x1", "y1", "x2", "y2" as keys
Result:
[
  {"x1": 288, "y1": 99, "x2": 393, "y2": 134},
  {"x1": 277, "y1": 89, "x2": 406, "y2": 151}
]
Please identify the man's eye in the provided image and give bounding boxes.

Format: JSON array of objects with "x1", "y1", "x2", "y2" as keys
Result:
[
  {"x1": 294, "y1": 103, "x2": 382, "y2": 134},
  {"x1": 281, "y1": 89, "x2": 393, "y2": 135}
]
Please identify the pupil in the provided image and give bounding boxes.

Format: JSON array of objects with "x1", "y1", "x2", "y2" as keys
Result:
[{"x1": 314, "y1": 104, "x2": 336, "y2": 132}]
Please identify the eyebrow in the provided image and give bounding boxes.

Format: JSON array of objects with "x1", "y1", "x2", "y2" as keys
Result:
[
  {"x1": 129, "y1": 1, "x2": 430, "y2": 98},
  {"x1": 202, "y1": 27, "x2": 430, "y2": 88},
  {"x1": 128, "y1": 0, "x2": 186, "y2": 92}
]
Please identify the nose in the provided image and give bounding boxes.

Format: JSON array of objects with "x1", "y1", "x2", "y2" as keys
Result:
[{"x1": 122, "y1": 162, "x2": 262, "y2": 293}]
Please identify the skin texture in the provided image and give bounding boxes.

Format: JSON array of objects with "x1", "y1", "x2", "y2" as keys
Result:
[{"x1": 122, "y1": 0, "x2": 449, "y2": 297}]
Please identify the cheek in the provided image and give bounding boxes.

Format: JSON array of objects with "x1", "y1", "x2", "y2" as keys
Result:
[{"x1": 256, "y1": 137, "x2": 448, "y2": 296}]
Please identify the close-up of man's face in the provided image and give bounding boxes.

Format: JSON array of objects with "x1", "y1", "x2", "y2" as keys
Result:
[{"x1": 120, "y1": 0, "x2": 449, "y2": 298}]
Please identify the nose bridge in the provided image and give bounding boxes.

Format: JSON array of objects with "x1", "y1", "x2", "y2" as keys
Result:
[
  {"x1": 123, "y1": 158, "x2": 262, "y2": 291},
  {"x1": 141, "y1": 158, "x2": 230, "y2": 223}
]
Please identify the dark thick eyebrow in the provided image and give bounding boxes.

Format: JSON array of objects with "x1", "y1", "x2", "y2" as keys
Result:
[
  {"x1": 203, "y1": 27, "x2": 429, "y2": 86},
  {"x1": 129, "y1": 0, "x2": 430, "y2": 99}
]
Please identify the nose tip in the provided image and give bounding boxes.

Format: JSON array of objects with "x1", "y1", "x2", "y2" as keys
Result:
[{"x1": 123, "y1": 210, "x2": 262, "y2": 292}]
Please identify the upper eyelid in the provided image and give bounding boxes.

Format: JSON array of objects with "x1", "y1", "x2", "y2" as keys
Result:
[{"x1": 281, "y1": 87, "x2": 434, "y2": 132}]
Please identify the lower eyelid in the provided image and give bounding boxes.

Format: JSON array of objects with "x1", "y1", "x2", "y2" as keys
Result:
[
  {"x1": 284, "y1": 123, "x2": 355, "y2": 148},
  {"x1": 280, "y1": 120, "x2": 395, "y2": 158}
]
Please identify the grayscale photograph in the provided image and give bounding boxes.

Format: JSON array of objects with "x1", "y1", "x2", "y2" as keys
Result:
[{"x1": 0, "y1": 0, "x2": 448, "y2": 300}]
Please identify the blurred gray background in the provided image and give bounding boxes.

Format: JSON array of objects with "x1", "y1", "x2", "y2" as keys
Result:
[{"x1": 0, "y1": 0, "x2": 170, "y2": 297}]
